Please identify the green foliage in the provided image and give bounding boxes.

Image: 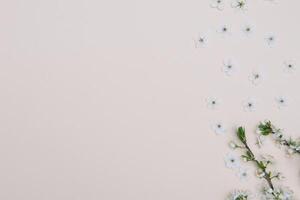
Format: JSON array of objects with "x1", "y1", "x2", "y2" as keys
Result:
[
  {"x1": 257, "y1": 120, "x2": 300, "y2": 155},
  {"x1": 257, "y1": 121, "x2": 273, "y2": 136},
  {"x1": 229, "y1": 121, "x2": 296, "y2": 199},
  {"x1": 235, "y1": 195, "x2": 247, "y2": 200},
  {"x1": 237, "y1": 126, "x2": 246, "y2": 143},
  {"x1": 242, "y1": 151, "x2": 254, "y2": 162}
]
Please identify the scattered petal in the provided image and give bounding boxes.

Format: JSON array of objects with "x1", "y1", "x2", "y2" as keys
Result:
[
  {"x1": 249, "y1": 70, "x2": 263, "y2": 86},
  {"x1": 275, "y1": 96, "x2": 288, "y2": 109},
  {"x1": 222, "y1": 59, "x2": 238, "y2": 76},
  {"x1": 206, "y1": 97, "x2": 220, "y2": 110},
  {"x1": 283, "y1": 60, "x2": 296, "y2": 73},
  {"x1": 243, "y1": 98, "x2": 257, "y2": 112},
  {"x1": 242, "y1": 23, "x2": 254, "y2": 36},
  {"x1": 194, "y1": 33, "x2": 208, "y2": 48},
  {"x1": 210, "y1": 0, "x2": 225, "y2": 10},
  {"x1": 237, "y1": 168, "x2": 249, "y2": 181},
  {"x1": 225, "y1": 153, "x2": 240, "y2": 169},
  {"x1": 265, "y1": 33, "x2": 276, "y2": 47},
  {"x1": 231, "y1": 0, "x2": 248, "y2": 11},
  {"x1": 217, "y1": 24, "x2": 231, "y2": 37},
  {"x1": 211, "y1": 122, "x2": 227, "y2": 135}
]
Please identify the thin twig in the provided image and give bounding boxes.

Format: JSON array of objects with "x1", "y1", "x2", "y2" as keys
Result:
[{"x1": 242, "y1": 142, "x2": 274, "y2": 190}]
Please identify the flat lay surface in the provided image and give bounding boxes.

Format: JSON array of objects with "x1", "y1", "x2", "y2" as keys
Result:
[{"x1": 0, "y1": 0, "x2": 300, "y2": 199}]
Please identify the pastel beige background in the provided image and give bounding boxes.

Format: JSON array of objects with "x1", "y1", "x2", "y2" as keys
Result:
[{"x1": 0, "y1": 0, "x2": 299, "y2": 199}]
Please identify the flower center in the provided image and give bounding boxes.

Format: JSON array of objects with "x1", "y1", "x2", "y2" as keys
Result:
[{"x1": 238, "y1": 1, "x2": 245, "y2": 8}]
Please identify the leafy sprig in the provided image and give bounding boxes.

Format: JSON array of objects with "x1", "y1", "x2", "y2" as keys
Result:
[
  {"x1": 236, "y1": 127, "x2": 275, "y2": 190},
  {"x1": 257, "y1": 120, "x2": 300, "y2": 155},
  {"x1": 227, "y1": 190, "x2": 250, "y2": 200},
  {"x1": 229, "y1": 126, "x2": 295, "y2": 199},
  {"x1": 227, "y1": 123, "x2": 296, "y2": 199}
]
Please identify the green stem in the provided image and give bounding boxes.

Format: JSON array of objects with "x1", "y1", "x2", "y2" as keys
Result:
[
  {"x1": 281, "y1": 139, "x2": 300, "y2": 154},
  {"x1": 242, "y1": 142, "x2": 274, "y2": 190}
]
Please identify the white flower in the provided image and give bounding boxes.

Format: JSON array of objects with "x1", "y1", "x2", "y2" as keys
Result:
[
  {"x1": 256, "y1": 169, "x2": 265, "y2": 178},
  {"x1": 262, "y1": 186, "x2": 294, "y2": 200},
  {"x1": 206, "y1": 97, "x2": 220, "y2": 110},
  {"x1": 249, "y1": 70, "x2": 263, "y2": 86},
  {"x1": 242, "y1": 24, "x2": 254, "y2": 36},
  {"x1": 227, "y1": 190, "x2": 251, "y2": 200},
  {"x1": 243, "y1": 98, "x2": 257, "y2": 112},
  {"x1": 225, "y1": 153, "x2": 240, "y2": 169},
  {"x1": 275, "y1": 96, "x2": 288, "y2": 109},
  {"x1": 211, "y1": 122, "x2": 226, "y2": 135},
  {"x1": 229, "y1": 141, "x2": 238, "y2": 149},
  {"x1": 194, "y1": 33, "x2": 208, "y2": 48},
  {"x1": 283, "y1": 60, "x2": 296, "y2": 73},
  {"x1": 231, "y1": 0, "x2": 248, "y2": 11},
  {"x1": 256, "y1": 135, "x2": 266, "y2": 148},
  {"x1": 260, "y1": 154, "x2": 275, "y2": 164},
  {"x1": 256, "y1": 127, "x2": 262, "y2": 135},
  {"x1": 287, "y1": 148, "x2": 295, "y2": 156},
  {"x1": 264, "y1": 0, "x2": 277, "y2": 4},
  {"x1": 237, "y1": 168, "x2": 249, "y2": 181},
  {"x1": 272, "y1": 130, "x2": 283, "y2": 140},
  {"x1": 265, "y1": 34, "x2": 276, "y2": 47},
  {"x1": 222, "y1": 59, "x2": 237, "y2": 76},
  {"x1": 276, "y1": 172, "x2": 285, "y2": 180},
  {"x1": 210, "y1": 0, "x2": 225, "y2": 10},
  {"x1": 281, "y1": 188, "x2": 294, "y2": 200},
  {"x1": 217, "y1": 24, "x2": 231, "y2": 36}
]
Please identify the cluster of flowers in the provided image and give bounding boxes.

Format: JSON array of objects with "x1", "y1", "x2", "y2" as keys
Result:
[
  {"x1": 227, "y1": 186, "x2": 294, "y2": 200},
  {"x1": 221, "y1": 59, "x2": 296, "y2": 79},
  {"x1": 206, "y1": 95, "x2": 289, "y2": 114},
  {"x1": 210, "y1": 0, "x2": 275, "y2": 12},
  {"x1": 227, "y1": 190, "x2": 251, "y2": 200},
  {"x1": 260, "y1": 186, "x2": 294, "y2": 200},
  {"x1": 199, "y1": 22, "x2": 296, "y2": 113},
  {"x1": 226, "y1": 126, "x2": 295, "y2": 200},
  {"x1": 195, "y1": 23, "x2": 279, "y2": 49},
  {"x1": 204, "y1": 0, "x2": 298, "y2": 199},
  {"x1": 256, "y1": 120, "x2": 300, "y2": 155},
  {"x1": 210, "y1": 0, "x2": 251, "y2": 11},
  {"x1": 224, "y1": 151, "x2": 249, "y2": 181}
]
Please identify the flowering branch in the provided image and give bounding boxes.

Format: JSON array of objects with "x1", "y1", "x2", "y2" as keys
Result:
[
  {"x1": 257, "y1": 121, "x2": 300, "y2": 155},
  {"x1": 227, "y1": 190, "x2": 250, "y2": 200},
  {"x1": 236, "y1": 127, "x2": 275, "y2": 190},
  {"x1": 228, "y1": 127, "x2": 294, "y2": 200}
]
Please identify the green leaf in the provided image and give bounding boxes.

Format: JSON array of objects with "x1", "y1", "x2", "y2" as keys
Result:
[
  {"x1": 258, "y1": 121, "x2": 273, "y2": 136},
  {"x1": 237, "y1": 126, "x2": 246, "y2": 143}
]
